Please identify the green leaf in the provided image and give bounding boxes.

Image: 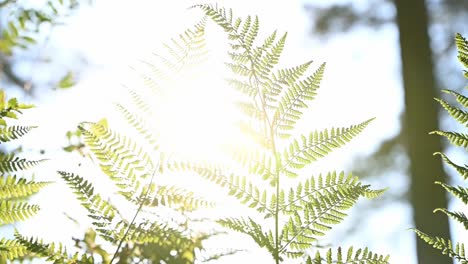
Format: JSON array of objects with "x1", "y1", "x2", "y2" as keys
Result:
[
  {"x1": 57, "y1": 71, "x2": 75, "y2": 89},
  {"x1": 281, "y1": 119, "x2": 374, "y2": 177}
]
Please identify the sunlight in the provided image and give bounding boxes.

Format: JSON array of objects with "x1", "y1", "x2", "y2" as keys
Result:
[
  {"x1": 113, "y1": 26, "x2": 248, "y2": 163},
  {"x1": 155, "y1": 65, "x2": 242, "y2": 161}
]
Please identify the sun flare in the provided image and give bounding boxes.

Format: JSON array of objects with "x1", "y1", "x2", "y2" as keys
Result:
[
  {"x1": 157, "y1": 72, "x2": 242, "y2": 161},
  {"x1": 116, "y1": 43, "x2": 246, "y2": 164}
]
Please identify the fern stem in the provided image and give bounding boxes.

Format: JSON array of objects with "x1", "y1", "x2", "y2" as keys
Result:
[
  {"x1": 210, "y1": 12, "x2": 282, "y2": 262},
  {"x1": 274, "y1": 160, "x2": 280, "y2": 264},
  {"x1": 109, "y1": 169, "x2": 157, "y2": 264},
  {"x1": 249, "y1": 56, "x2": 281, "y2": 264}
]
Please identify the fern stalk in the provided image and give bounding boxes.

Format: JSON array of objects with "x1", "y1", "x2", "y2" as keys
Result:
[
  {"x1": 109, "y1": 168, "x2": 157, "y2": 264},
  {"x1": 247, "y1": 37, "x2": 283, "y2": 264}
]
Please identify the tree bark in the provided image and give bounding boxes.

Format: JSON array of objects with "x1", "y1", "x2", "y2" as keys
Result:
[{"x1": 394, "y1": 0, "x2": 452, "y2": 263}]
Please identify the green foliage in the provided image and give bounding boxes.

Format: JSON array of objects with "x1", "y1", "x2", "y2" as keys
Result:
[
  {"x1": 414, "y1": 33, "x2": 468, "y2": 263},
  {"x1": 63, "y1": 128, "x2": 85, "y2": 154},
  {"x1": 165, "y1": 4, "x2": 389, "y2": 263},
  {"x1": 0, "y1": 237, "x2": 28, "y2": 260},
  {"x1": 280, "y1": 119, "x2": 374, "y2": 179},
  {"x1": 0, "y1": 90, "x2": 49, "y2": 262},
  {"x1": 0, "y1": 0, "x2": 85, "y2": 55},
  {"x1": 0, "y1": 125, "x2": 36, "y2": 143},
  {"x1": 15, "y1": 231, "x2": 95, "y2": 264},
  {"x1": 305, "y1": 247, "x2": 390, "y2": 264},
  {"x1": 0, "y1": 0, "x2": 89, "y2": 92},
  {"x1": 57, "y1": 71, "x2": 76, "y2": 89},
  {"x1": 3, "y1": 5, "x2": 390, "y2": 263},
  {"x1": 16, "y1": 18, "x2": 233, "y2": 264}
]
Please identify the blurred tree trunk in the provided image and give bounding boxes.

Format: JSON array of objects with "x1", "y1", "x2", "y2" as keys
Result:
[{"x1": 394, "y1": 0, "x2": 451, "y2": 263}]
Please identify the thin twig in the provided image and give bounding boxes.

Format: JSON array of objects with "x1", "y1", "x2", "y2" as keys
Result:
[{"x1": 109, "y1": 168, "x2": 157, "y2": 264}]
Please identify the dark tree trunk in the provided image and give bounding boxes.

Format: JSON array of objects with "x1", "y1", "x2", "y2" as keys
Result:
[{"x1": 394, "y1": 0, "x2": 452, "y2": 263}]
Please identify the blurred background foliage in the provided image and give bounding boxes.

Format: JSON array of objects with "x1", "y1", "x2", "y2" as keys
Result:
[
  {"x1": 0, "y1": 0, "x2": 89, "y2": 95},
  {"x1": 305, "y1": 1, "x2": 467, "y2": 263}
]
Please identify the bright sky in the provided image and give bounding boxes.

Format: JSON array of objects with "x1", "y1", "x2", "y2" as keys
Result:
[{"x1": 8, "y1": 0, "x2": 421, "y2": 263}]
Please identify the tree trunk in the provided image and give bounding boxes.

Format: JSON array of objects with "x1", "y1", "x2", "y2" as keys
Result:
[{"x1": 394, "y1": 0, "x2": 452, "y2": 263}]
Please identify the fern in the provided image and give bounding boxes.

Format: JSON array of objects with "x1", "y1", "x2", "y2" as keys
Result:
[
  {"x1": 160, "y1": 5, "x2": 390, "y2": 263},
  {"x1": 0, "y1": 91, "x2": 49, "y2": 262},
  {"x1": 0, "y1": 201, "x2": 40, "y2": 225},
  {"x1": 14, "y1": 232, "x2": 95, "y2": 264},
  {"x1": 0, "y1": 175, "x2": 50, "y2": 200},
  {"x1": 78, "y1": 121, "x2": 154, "y2": 199},
  {"x1": 306, "y1": 247, "x2": 390, "y2": 264},
  {"x1": 280, "y1": 119, "x2": 374, "y2": 179},
  {"x1": 0, "y1": 126, "x2": 36, "y2": 143},
  {"x1": 415, "y1": 33, "x2": 468, "y2": 264},
  {"x1": 414, "y1": 230, "x2": 468, "y2": 263},
  {"x1": 11, "y1": 6, "x2": 390, "y2": 263},
  {"x1": 58, "y1": 171, "x2": 117, "y2": 238},
  {"x1": 274, "y1": 62, "x2": 325, "y2": 137},
  {"x1": 0, "y1": 154, "x2": 46, "y2": 175},
  {"x1": 0, "y1": 238, "x2": 28, "y2": 260},
  {"x1": 16, "y1": 18, "x2": 221, "y2": 264},
  {"x1": 137, "y1": 183, "x2": 214, "y2": 211}
]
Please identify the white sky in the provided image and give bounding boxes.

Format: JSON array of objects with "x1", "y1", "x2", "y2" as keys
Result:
[{"x1": 4, "y1": 0, "x2": 425, "y2": 263}]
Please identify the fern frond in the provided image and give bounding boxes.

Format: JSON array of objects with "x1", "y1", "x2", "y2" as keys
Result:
[
  {"x1": 414, "y1": 229, "x2": 467, "y2": 263},
  {"x1": 136, "y1": 183, "x2": 213, "y2": 211},
  {"x1": 58, "y1": 171, "x2": 118, "y2": 240},
  {"x1": 169, "y1": 161, "x2": 270, "y2": 213},
  {"x1": 218, "y1": 217, "x2": 276, "y2": 257},
  {"x1": 127, "y1": 88, "x2": 156, "y2": 117},
  {"x1": 434, "y1": 152, "x2": 468, "y2": 180},
  {"x1": 116, "y1": 219, "x2": 192, "y2": 249},
  {"x1": 235, "y1": 101, "x2": 266, "y2": 121},
  {"x1": 442, "y1": 89, "x2": 468, "y2": 108},
  {"x1": 280, "y1": 184, "x2": 372, "y2": 254},
  {"x1": 0, "y1": 238, "x2": 28, "y2": 260},
  {"x1": 14, "y1": 233, "x2": 68, "y2": 262},
  {"x1": 225, "y1": 62, "x2": 252, "y2": 77},
  {"x1": 455, "y1": 33, "x2": 468, "y2": 70},
  {"x1": 226, "y1": 78, "x2": 257, "y2": 97},
  {"x1": 280, "y1": 119, "x2": 374, "y2": 177},
  {"x1": 306, "y1": 247, "x2": 390, "y2": 264},
  {"x1": 435, "y1": 98, "x2": 468, "y2": 126},
  {"x1": 154, "y1": 19, "x2": 208, "y2": 74},
  {"x1": 273, "y1": 63, "x2": 325, "y2": 137},
  {"x1": 255, "y1": 32, "x2": 287, "y2": 81},
  {"x1": 0, "y1": 175, "x2": 50, "y2": 199},
  {"x1": 194, "y1": 5, "x2": 235, "y2": 33},
  {"x1": 435, "y1": 208, "x2": 468, "y2": 229},
  {"x1": 0, "y1": 126, "x2": 36, "y2": 143},
  {"x1": 280, "y1": 171, "x2": 382, "y2": 214},
  {"x1": 229, "y1": 147, "x2": 274, "y2": 181},
  {"x1": 0, "y1": 200, "x2": 40, "y2": 225},
  {"x1": 225, "y1": 174, "x2": 271, "y2": 212},
  {"x1": 265, "y1": 60, "x2": 313, "y2": 105},
  {"x1": 115, "y1": 103, "x2": 160, "y2": 152},
  {"x1": 244, "y1": 16, "x2": 259, "y2": 51},
  {"x1": 79, "y1": 121, "x2": 154, "y2": 198},
  {"x1": 0, "y1": 154, "x2": 46, "y2": 174},
  {"x1": 131, "y1": 67, "x2": 162, "y2": 96},
  {"x1": 430, "y1": 131, "x2": 468, "y2": 148},
  {"x1": 435, "y1": 181, "x2": 468, "y2": 205},
  {"x1": 14, "y1": 232, "x2": 95, "y2": 263},
  {"x1": 416, "y1": 34, "x2": 468, "y2": 264},
  {"x1": 252, "y1": 30, "x2": 277, "y2": 61}
]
